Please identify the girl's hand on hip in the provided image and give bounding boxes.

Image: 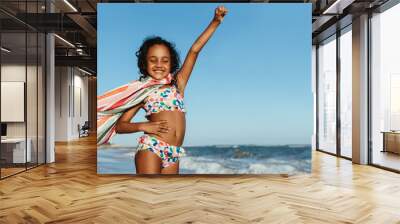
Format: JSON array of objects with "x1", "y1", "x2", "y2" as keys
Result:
[
  {"x1": 213, "y1": 6, "x2": 228, "y2": 23},
  {"x1": 143, "y1": 120, "x2": 170, "y2": 135}
]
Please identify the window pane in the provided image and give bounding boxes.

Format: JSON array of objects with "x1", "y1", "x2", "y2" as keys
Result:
[
  {"x1": 318, "y1": 35, "x2": 337, "y2": 154},
  {"x1": 1, "y1": 31, "x2": 27, "y2": 177},
  {"x1": 27, "y1": 31, "x2": 38, "y2": 169},
  {"x1": 340, "y1": 28, "x2": 352, "y2": 158},
  {"x1": 38, "y1": 32, "x2": 46, "y2": 165}
]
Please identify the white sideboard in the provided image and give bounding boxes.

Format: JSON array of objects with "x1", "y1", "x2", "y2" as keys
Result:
[{"x1": 1, "y1": 138, "x2": 32, "y2": 163}]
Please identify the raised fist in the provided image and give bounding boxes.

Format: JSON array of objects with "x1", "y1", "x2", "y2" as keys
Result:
[{"x1": 213, "y1": 6, "x2": 228, "y2": 23}]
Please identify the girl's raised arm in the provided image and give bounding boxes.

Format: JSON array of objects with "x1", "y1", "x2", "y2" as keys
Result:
[{"x1": 176, "y1": 6, "x2": 228, "y2": 94}]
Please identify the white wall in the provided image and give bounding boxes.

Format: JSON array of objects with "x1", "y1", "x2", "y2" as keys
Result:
[
  {"x1": 73, "y1": 72, "x2": 89, "y2": 137},
  {"x1": 1, "y1": 65, "x2": 26, "y2": 140},
  {"x1": 1, "y1": 65, "x2": 39, "y2": 138},
  {"x1": 55, "y1": 67, "x2": 89, "y2": 141},
  {"x1": 55, "y1": 67, "x2": 68, "y2": 141},
  {"x1": 1, "y1": 63, "x2": 46, "y2": 164}
]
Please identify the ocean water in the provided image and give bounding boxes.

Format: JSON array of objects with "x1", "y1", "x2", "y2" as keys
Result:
[{"x1": 97, "y1": 145, "x2": 311, "y2": 174}]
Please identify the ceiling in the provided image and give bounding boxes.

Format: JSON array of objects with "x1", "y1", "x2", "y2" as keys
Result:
[{"x1": 0, "y1": 0, "x2": 393, "y2": 76}]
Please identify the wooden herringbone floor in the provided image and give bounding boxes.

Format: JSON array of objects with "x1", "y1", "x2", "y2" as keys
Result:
[{"x1": 1, "y1": 135, "x2": 400, "y2": 224}]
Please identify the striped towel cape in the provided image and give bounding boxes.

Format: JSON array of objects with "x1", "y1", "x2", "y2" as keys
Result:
[{"x1": 97, "y1": 74, "x2": 173, "y2": 145}]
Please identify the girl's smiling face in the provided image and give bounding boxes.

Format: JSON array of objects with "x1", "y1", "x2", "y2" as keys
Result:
[{"x1": 146, "y1": 44, "x2": 171, "y2": 80}]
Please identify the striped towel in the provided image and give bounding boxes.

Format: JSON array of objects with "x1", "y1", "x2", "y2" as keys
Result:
[{"x1": 97, "y1": 74, "x2": 173, "y2": 145}]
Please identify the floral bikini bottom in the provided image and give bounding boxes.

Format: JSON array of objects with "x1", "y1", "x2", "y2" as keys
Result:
[{"x1": 136, "y1": 134, "x2": 185, "y2": 168}]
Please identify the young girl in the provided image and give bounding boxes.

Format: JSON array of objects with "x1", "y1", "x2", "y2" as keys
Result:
[{"x1": 97, "y1": 6, "x2": 228, "y2": 174}]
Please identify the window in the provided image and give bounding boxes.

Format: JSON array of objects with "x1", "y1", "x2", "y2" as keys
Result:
[
  {"x1": 371, "y1": 2, "x2": 400, "y2": 171},
  {"x1": 339, "y1": 27, "x2": 352, "y2": 158},
  {"x1": 317, "y1": 35, "x2": 337, "y2": 154},
  {"x1": 0, "y1": 1, "x2": 46, "y2": 179}
]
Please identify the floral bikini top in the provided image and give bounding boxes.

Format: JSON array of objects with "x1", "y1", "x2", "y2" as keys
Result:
[{"x1": 143, "y1": 85, "x2": 186, "y2": 116}]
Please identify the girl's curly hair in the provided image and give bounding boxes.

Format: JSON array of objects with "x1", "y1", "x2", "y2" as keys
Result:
[{"x1": 135, "y1": 36, "x2": 181, "y2": 81}]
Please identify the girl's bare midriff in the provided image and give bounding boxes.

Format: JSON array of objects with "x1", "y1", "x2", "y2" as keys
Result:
[{"x1": 146, "y1": 111, "x2": 186, "y2": 146}]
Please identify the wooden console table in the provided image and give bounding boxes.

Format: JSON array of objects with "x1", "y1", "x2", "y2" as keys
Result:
[{"x1": 381, "y1": 131, "x2": 400, "y2": 154}]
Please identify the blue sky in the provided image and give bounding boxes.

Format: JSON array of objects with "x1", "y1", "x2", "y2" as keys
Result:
[{"x1": 98, "y1": 3, "x2": 312, "y2": 146}]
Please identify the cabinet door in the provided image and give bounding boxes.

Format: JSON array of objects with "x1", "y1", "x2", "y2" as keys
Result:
[{"x1": 386, "y1": 133, "x2": 400, "y2": 154}]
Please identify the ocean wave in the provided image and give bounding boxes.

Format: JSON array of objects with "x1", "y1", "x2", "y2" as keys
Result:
[
  {"x1": 97, "y1": 145, "x2": 311, "y2": 174},
  {"x1": 248, "y1": 163, "x2": 296, "y2": 174},
  {"x1": 180, "y1": 156, "x2": 308, "y2": 174},
  {"x1": 97, "y1": 157, "x2": 117, "y2": 163},
  {"x1": 180, "y1": 158, "x2": 233, "y2": 174}
]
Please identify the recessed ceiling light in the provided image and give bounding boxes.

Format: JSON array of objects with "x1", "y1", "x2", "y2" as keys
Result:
[
  {"x1": 78, "y1": 67, "x2": 93, "y2": 76},
  {"x1": 323, "y1": 0, "x2": 355, "y2": 15},
  {"x1": 1, "y1": 47, "x2": 11, "y2": 53},
  {"x1": 54, "y1": 34, "x2": 75, "y2": 48},
  {"x1": 63, "y1": 0, "x2": 78, "y2": 12}
]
